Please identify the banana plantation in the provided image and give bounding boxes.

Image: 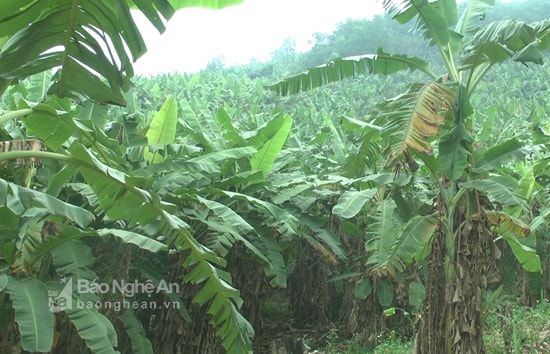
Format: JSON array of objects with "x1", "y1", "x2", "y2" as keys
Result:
[{"x1": 2, "y1": 0, "x2": 550, "y2": 353}]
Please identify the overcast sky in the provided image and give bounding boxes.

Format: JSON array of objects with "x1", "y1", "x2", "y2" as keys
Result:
[
  {"x1": 131, "y1": 0, "x2": 521, "y2": 75},
  {"x1": 132, "y1": 0, "x2": 384, "y2": 75}
]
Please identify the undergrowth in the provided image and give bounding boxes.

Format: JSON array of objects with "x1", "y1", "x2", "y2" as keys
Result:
[
  {"x1": 484, "y1": 298, "x2": 550, "y2": 354},
  {"x1": 318, "y1": 300, "x2": 550, "y2": 353}
]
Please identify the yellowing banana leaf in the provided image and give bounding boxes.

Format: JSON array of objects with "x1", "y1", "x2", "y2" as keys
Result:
[
  {"x1": 485, "y1": 210, "x2": 530, "y2": 237},
  {"x1": 381, "y1": 82, "x2": 455, "y2": 165}
]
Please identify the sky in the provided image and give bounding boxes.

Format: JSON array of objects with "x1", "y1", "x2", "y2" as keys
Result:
[
  {"x1": 131, "y1": 0, "x2": 521, "y2": 75},
  {"x1": 132, "y1": 0, "x2": 384, "y2": 75}
]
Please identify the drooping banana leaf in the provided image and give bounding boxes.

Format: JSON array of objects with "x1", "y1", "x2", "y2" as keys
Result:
[
  {"x1": 376, "y1": 278, "x2": 394, "y2": 307},
  {"x1": 408, "y1": 281, "x2": 425, "y2": 314},
  {"x1": 485, "y1": 210, "x2": 530, "y2": 238},
  {"x1": 439, "y1": 123, "x2": 473, "y2": 181},
  {"x1": 341, "y1": 128, "x2": 381, "y2": 177},
  {"x1": 64, "y1": 143, "x2": 254, "y2": 353},
  {"x1": 119, "y1": 309, "x2": 154, "y2": 354},
  {"x1": 0, "y1": 1, "x2": 139, "y2": 105},
  {"x1": 51, "y1": 239, "x2": 96, "y2": 279},
  {"x1": 97, "y1": 228, "x2": 168, "y2": 252},
  {"x1": 300, "y1": 214, "x2": 348, "y2": 262},
  {"x1": 0, "y1": 178, "x2": 94, "y2": 228},
  {"x1": 65, "y1": 299, "x2": 119, "y2": 354},
  {"x1": 267, "y1": 49, "x2": 434, "y2": 96},
  {"x1": 20, "y1": 98, "x2": 77, "y2": 151},
  {"x1": 532, "y1": 18, "x2": 550, "y2": 51},
  {"x1": 379, "y1": 81, "x2": 455, "y2": 166},
  {"x1": 354, "y1": 277, "x2": 372, "y2": 300},
  {"x1": 366, "y1": 199, "x2": 401, "y2": 273}
]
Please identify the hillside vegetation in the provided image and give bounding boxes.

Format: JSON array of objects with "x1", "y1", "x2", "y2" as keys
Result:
[{"x1": 1, "y1": 1, "x2": 550, "y2": 353}]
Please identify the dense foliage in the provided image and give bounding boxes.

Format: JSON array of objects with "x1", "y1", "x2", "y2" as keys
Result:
[{"x1": 1, "y1": 1, "x2": 550, "y2": 353}]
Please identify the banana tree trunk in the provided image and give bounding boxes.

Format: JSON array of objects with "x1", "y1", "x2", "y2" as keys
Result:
[
  {"x1": 415, "y1": 227, "x2": 446, "y2": 353},
  {"x1": 416, "y1": 201, "x2": 494, "y2": 353},
  {"x1": 289, "y1": 240, "x2": 335, "y2": 327}
]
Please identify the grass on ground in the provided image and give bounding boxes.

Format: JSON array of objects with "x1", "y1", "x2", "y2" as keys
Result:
[{"x1": 318, "y1": 300, "x2": 550, "y2": 353}]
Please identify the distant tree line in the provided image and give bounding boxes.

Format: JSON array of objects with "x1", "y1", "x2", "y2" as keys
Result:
[{"x1": 221, "y1": 0, "x2": 550, "y2": 80}]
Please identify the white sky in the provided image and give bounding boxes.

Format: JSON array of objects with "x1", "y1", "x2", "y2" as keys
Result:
[
  {"x1": 132, "y1": 0, "x2": 384, "y2": 75},
  {"x1": 131, "y1": 0, "x2": 519, "y2": 75}
]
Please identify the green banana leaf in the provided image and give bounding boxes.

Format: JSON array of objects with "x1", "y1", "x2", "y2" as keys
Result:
[
  {"x1": 145, "y1": 96, "x2": 178, "y2": 164},
  {"x1": 332, "y1": 188, "x2": 376, "y2": 219},
  {"x1": 461, "y1": 20, "x2": 543, "y2": 67},
  {"x1": 65, "y1": 300, "x2": 119, "y2": 354},
  {"x1": 472, "y1": 138, "x2": 525, "y2": 173},
  {"x1": 501, "y1": 233, "x2": 542, "y2": 273},
  {"x1": 1, "y1": 179, "x2": 94, "y2": 228},
  {"x1": 455, "y1": 0, "x2": 495, "y2": 38},
  {"x1": 6, "y1": 277, "x2": 54, "y2": 352},
  {"x1": 250, "y1": 115, "x2": 292, "y2": 176},
  {"x1": 0, "y1": 0, "x2": 242, "y2": 104},
  {"x1": 462, "y1": 175, "x2": 527, "y2": 207},
  {"x1": 267, "y1": 49, "x2": 434, "y2": 96},
  {"x1": 382, "y1": 0, "x2": 451, "y2": 48},
  {"x1": 97, "y1": 229, "x2": 167, "y2": 252},
  {"x1": 120, "y1": 309, "x2": 154, "y2": 354}
]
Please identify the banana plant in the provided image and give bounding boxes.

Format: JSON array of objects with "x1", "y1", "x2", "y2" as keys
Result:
[
  {"x1": 0, "y1": 0, "x2": 242, "y2": 104},
  {"x1": 0, "y1": 2, "x2": 278, "y2": 352},
  {"x1": 268, "y1": 1, "x2": 550, "y2": 352},
  {"x1": 0, "y1": 88, "x2": 267, "y2": 353},
  {"x1": 1, "y1": 69, "x2": 356, "y2": 352}
]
